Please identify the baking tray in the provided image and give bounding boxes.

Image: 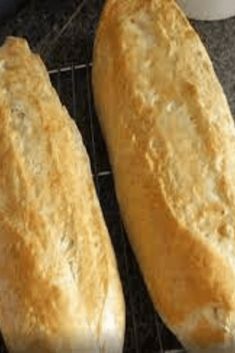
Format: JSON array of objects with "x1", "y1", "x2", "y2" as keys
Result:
[{"x1": 0, "y1": 0, "x2": 234, "y2": 351}]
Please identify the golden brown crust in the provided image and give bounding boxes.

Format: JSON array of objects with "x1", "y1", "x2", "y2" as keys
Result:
[
  {"x1": 0, "y1": 37, "x2": 125, "y2": 353},
  {"x1": 93, "y1": 0, "x2": 235, "y2": 351}
]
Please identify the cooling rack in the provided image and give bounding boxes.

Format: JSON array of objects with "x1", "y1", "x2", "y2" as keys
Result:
[
  {"x1": 2, "y1": 0, "x2": 234, "y2": 351},
  {"x1": 0, "y1": 0, "x2": 186, "y2": 349},
  {"x1": 0, "y1": 0, "x2": 185, "y2": 349},
  {"x1": 48, "y1": 62, "x2": 185, "y2": 353},
  {"x1": 0, "y1": 61, "x2": 185, "y2": 353}
]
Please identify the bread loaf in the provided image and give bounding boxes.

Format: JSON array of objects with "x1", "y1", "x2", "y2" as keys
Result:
[
  {"x1": 0, "y1": 37, "x2": 125, "y2": 353},
  {"x1": 93, "y1": 0, "x2": 235, "y2": 351}
]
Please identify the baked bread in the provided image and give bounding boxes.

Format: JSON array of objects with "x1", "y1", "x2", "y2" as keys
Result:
[
  {"x1": 0, "y1": 37, "x2": 125, "y2": 353},
  {"x1": 92, "y1": 0, "x2": 235, "y2": 351}
]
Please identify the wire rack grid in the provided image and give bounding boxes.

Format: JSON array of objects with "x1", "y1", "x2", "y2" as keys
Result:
[
  {"x1": 0, "y1": 0, "x2": 234, "y2": 351},
  {"x1": 0, "y1": 0, "x2": 187, "y2": 351},
  {"x1": 48, "y1": 61, "x2": 185, "y2": 353}
]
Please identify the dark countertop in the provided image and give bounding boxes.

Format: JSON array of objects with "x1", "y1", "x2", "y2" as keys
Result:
[
  {"x1": 0, "y1": 0, "x2": 103, "y2": 67},
  {"x1": 193, "y1": 18, "x2": 235, "y2": 116}
]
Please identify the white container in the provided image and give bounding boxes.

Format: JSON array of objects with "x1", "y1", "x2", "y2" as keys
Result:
[{"x1": 177, "y1": 0, "x2": 235, "y2": 21}]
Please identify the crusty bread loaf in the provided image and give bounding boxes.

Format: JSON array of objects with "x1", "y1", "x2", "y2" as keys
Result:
[
  {"x1": 0, "y1": 37, "x2": 125, "y2": 353},
  {"x1": 92, "y1": 0, "x2": 235, "y2": 351}
]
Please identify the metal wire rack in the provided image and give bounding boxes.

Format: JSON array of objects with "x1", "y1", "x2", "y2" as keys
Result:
[
  {"x1": 0, "y1": 0, "x2": 233, "y2": 351},
  {"x1": 48, "y1": 63, "x2": 185, "y2": 353},
  {"x1": 0, "y1": 0, "x2": 189, "y2": 351},
  {"x1": 0, "y1": 0, "x2": 234, "y2": 350}
]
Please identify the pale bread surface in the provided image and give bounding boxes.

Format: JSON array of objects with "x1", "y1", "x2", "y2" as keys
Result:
[
  {"x1": 93, "y1": 0, "x2": 235, "y2": 351},
  {"x1": 0, "y1": 37, "x2": 125, "y2": 353}
]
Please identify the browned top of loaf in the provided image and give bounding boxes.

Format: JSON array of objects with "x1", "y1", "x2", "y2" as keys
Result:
[
  {"x1": 0, "y1": 37, "x2": 124, "y2": 352},
  {"x1": 93, "y1": 0, "x2": 235, "y2": 349}
]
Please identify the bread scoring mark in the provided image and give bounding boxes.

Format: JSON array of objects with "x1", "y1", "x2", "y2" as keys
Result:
[
  {"x1": 175, "y1": 305, "x2": 230, "y2": 349},
  {"x1": 145, "y1": 152, "x2": 154, "y2": 172},
  {"x1": 131, "y1": 134, "x2": 136, "y2": 144},
  {"x1": 125, "y1": 10, "x2": 161, "y2": 111},
  {"x1": 217, "y1": 223, "x2": 234, "y2": 240},
  {"x1": 205, "y1": 179, "x2": 221, "y2": 203},
  {"x1": 214, "y1": 155, "x2": 223, "y2": 172},
  {"x1": 60, "y1": 232, "x2": 75, "y2": 255},
  {"x1": 0, "y1": 59, "x2": 5, "y2": 73},
  {"x1": 155, "y1": 96, "x2": 235, "y2": 255},
  {"x1": 135, "y1": 87, "x2": 160, "y2": 110},
  {"x1": 144, "y1": 89, "x2": 159, "y2": 107},
  {"x1": 128, "y1": 11, "x2": 156, "y2": 48},
  {"x1": 166, "y1": 101, "x2": 177, "y2": 113},
  {"x1": 10, "y1": 101, "x2": 32, "y2": 136},
  {"x1": 11, "y1": 104, "x2": 25, "y2": 120}
]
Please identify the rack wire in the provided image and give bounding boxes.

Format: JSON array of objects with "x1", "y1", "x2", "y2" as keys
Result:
[
  {"x1": 0, "y1": 0, "x2": 187, "y2": 351},
  {"x1": 49, "y1": 63, "x2": 185, "y2": 353}
]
